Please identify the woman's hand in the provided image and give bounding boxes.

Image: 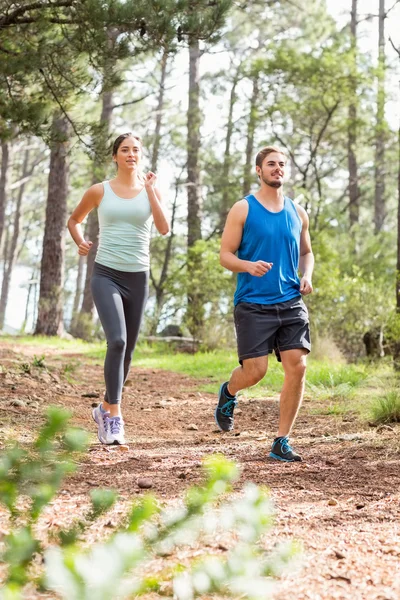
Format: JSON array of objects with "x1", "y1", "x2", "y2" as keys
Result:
[
  {"x1": 78, "y1": 240, "x2": 93, "y2": 256},
  {"x1": 145, "y1": 171, "x2": 157, "y2": 190}
]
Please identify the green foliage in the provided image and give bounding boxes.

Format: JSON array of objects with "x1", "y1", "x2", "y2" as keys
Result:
[
  {"x1": 370, "y1": 389, "x2": 400, "y2": 424},
  {"x1": 0, "y1": 407, "x2": 88, "y2": 594},
  {"x1": 0, "y1": 411, "x2": 299, "y2": 598},
  {"x1": 32, "y1": 354, "x2": 46, "y2": 368},
  {"x1": 44, "y1": 455, "x2": 299, "y2": 600},
  {"x1": 307, "y1": 229, "x2": 395, "y2": 358}
]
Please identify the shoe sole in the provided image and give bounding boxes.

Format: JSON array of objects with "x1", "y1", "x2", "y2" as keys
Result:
[{"x1": 269, "y1": 452, "x2": 300, "y2": 462}]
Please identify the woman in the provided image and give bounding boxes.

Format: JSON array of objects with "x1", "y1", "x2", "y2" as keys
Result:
[{"x1": 68, "y1": 133, "x2": 169, "y2": 445}]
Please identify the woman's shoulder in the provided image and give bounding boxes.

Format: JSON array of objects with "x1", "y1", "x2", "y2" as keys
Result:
[{"x1": 83, "y1": 182, "x2": 105, "y2": 206}]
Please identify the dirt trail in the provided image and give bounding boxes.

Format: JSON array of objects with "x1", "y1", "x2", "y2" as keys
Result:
[{"x1": 0, "y1": 341, "x2": 399, "y2": 600}]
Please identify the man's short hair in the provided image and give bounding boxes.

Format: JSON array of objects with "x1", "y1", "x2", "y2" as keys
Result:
[{"x1": 255, "y1": 146, "x2": 286, "y2": 169}]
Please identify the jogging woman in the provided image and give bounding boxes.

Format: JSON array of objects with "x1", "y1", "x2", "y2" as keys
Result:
[{"x1": 68, "y1": 133, "x2": 169, "y2": 444}]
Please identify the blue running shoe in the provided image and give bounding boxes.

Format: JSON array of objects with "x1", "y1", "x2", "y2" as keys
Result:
[
  {"x1": 269, "y1": 436, "x2": 302, "y2": 462},
  {"x1": 215, "y1": 382, "x2": 237, "y2": 432}
]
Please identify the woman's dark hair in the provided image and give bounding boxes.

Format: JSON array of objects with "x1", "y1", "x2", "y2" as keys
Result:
[{"x1": 112, "y1": 133, "x2": 142, "y2": 156}]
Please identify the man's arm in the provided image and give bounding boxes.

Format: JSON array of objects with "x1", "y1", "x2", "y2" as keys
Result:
[
  {"x1": 296, "y1": 205, "x2": 314, "y2": 295},
  {"x1": 220, "y1": 200, "x2": 273, "y2": 277}
]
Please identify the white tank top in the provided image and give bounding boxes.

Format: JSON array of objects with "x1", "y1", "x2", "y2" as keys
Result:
[{"x1": 95, "y1": 180, "x2": 152, "y2": 272}]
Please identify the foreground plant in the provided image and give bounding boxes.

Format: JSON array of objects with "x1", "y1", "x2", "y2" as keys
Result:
[
  {"x1": 0, "y1": 409, "x2": 300, "y2": 600},
  {"x1": 0, "y1": 407, "x2": 89, "y2": 598},
  {"x1": 45, "y1": 456, "x2": 300, "y2": 600}
]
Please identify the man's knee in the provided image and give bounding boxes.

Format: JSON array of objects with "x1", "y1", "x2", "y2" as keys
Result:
[
  {"x1": 243, "y1": 358, "x2": 268, "y2": 385},
  {"x1": 284, "y1": 354, "x2": 307, "y2": 378}
]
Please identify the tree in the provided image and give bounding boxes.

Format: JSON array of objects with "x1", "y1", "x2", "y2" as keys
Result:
[
  {"x1": 348, "y1": 0, "x2": 361, "y2": 228},
  {"x1": 0, "y1": 141, "x2": 10, "y2": 253},
  {"x1": 374, "y1": 0, "x2": 387, "y2": 233},
  {"x1": 35, "y1": 115, "x2": 70, "y2": 336},
  {"x1": 242, "y1": 69, "x2": 260, "y2": 197},
  {"x1": 0, "y1": 148, "x2": 30, "y2": 330}
]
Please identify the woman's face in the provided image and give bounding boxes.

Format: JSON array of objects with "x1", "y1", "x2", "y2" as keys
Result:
[{"x1": 113, "y1": 136, "x2": 142, "y2": 171}]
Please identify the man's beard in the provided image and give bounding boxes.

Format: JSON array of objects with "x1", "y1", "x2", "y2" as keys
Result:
[{"x1": 261, "y1": 175, "x2": 283, "y2": 188}]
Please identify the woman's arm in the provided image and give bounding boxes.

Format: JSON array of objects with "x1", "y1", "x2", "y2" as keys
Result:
[
  {"x1": 144, "y1": 172, "x2": 170, "y2": 235},
  {"x1": 67, "y1": 183, "x2": 103, "y2": 255}
]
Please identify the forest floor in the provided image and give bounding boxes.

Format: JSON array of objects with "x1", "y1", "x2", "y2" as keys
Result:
[{"x1": 0, "y1": 339, "x2": 400, "y2": 600}]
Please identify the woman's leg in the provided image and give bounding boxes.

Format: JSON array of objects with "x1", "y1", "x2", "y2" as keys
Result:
[
  {"x1": 121, "y1": 271, "x2": 149, "y2": 385},
  {"x1": 91, "y1": 268, "x2": 127, "y2": 416}
]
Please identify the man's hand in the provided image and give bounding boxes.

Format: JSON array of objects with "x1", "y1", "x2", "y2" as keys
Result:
[
  {"x1": 299, "y1": 276, "x2": 313, "y2": 295},
  {"x1": 247, "y1": 260, "x2": 273, "y2": 277},
  {"x1": 78, "y1": 240, "x2": 93, "y2": 256}
]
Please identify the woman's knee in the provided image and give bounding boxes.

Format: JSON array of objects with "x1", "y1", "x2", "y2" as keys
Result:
[{"x1": 108, "y1": 336, "x2": 126, "y2": 354}]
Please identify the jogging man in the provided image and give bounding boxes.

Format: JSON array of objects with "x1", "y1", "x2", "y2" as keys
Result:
[{"x1": 214, "y1": 146, "x2": 314, "y2": 462}]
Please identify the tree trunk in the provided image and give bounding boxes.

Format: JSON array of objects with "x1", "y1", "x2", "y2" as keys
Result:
[
  {"x1": 219, "y1": 67, "x2": 239, "y2": 231},
  {"x1": 0, "y1": 141, "x2": 10, "y2": 254},
  {"x1": 242, "y1": 73, "x2": 260, "y2": 196},
  {"x1": 374, "y1": 0, "x2": 386, "y2": 234},
  {"x1": 394, "y1": 82, "x2": 400, "y2": 369},
  {"x1": 348, "y1": 0, "x2": 360, "y2": 228},
  {"x1": 187, "y1": 39, "x2": 202, "y2": 249},
  {"x1": 151, "y1": 48, "x2": 169, "y2": 173},
  {"x1": 78, "y1": 88, "x2": 113, "y2": 327},
  {"x1": 149, "y1": 177, "x2": 179, "y2": 335},
  {"x1": 186, "y1": 38, "x2": 204, "y2": 338},
  {"x1": 0, "y1": 149, "x2": 29, "y2": 330},
  {"x1": 35, "y1": 115, "x2": 70, "y2": 336},
  {"x1": 69, "y1": 253, "x2": 85, "y2": 333}
]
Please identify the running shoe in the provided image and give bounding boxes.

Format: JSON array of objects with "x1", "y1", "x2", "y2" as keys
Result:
[
  {"x1": 214, "y1": 382, "x2": 237, "y2": 432},
  {"x1": 269, "y1": 436, "x2": 302, "y2": 462},
  {"x1": 92, "y1": 404, "x2": 113, "y2": 444},
  {"x1": 109, "y1": 416, "x2": 125, "y2": 445}
]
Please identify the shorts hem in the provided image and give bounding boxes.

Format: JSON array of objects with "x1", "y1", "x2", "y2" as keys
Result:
[
  {"x1": 238, "y1": 349, "x2": 273, "y2": 363},
  {"x1": 277, "y1": 343, "x2": 311, "y2": 353}
]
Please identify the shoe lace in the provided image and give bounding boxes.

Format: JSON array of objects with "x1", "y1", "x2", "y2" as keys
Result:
[
  {"x1": 221, "y1": 398, "x2": 237, "y2": 417},
  {"x1": 109, "y1": 417, "x2": 123, "y2": 435},
  {"x1": 280, "y1": 437, "x2": 292, "y2": 454}
]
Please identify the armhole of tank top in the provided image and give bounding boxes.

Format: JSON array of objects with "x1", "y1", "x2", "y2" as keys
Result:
[
  {"x1": 97, "y1": 181, "x2": 108, "y2": 208},
  {"x1": 242, "y1": 196, "x2": 251, "y2": 230},
  {"x1": 288, "y1": 197, "x2": 303, "y2": 229}
]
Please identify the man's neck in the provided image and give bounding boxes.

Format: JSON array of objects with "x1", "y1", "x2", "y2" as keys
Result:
[{"x1": 255, "y1": 184, "x2": 284, "y2": 206}]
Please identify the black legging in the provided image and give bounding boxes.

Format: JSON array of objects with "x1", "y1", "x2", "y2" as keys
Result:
[{"x1": 91, "y1": 262, "x2": 149, "y2": 404}]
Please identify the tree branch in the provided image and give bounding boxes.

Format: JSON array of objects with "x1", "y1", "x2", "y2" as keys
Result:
[
  {"x1": 39, "y1": 67, "x2": 92, "y2": 151},
  {"x1": 0, "y1": 0, "x2": 76, "y2": 29},
  {"x1": 112, "y1": 92, "x2": 153, "y2": 110}
]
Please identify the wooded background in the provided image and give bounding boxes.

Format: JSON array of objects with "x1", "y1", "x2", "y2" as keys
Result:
[{"x1": 1, "y1": 0, "x2": 400, "y2": 362}]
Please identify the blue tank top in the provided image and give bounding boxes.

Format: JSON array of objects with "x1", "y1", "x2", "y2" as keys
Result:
[{"x1": 234, "y1": 195, "x2": 302, "y2": 306}]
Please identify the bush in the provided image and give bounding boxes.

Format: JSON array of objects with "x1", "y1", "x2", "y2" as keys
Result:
[{"x1": 0, "y1": 410, "x2": 301, "y2": 600}]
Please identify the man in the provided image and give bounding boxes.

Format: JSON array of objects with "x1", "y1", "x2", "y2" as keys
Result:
[{"x1": 215, "y1": 146, "x2": 314, "y2": 462}]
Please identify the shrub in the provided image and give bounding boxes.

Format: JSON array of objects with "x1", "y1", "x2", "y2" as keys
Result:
[{"x1": 0, "y1": 410, "x2": 300, "y2": 600}]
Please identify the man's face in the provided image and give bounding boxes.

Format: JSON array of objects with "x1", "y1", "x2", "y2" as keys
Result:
[{"x1": 257, "y1": 152, "x2": 286, "y2": 188}]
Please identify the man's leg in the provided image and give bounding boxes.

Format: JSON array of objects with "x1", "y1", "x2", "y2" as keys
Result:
[
  {"x1": 228, "y1": 356, "x2": 268, "y2": 395},
  {"x1": 215, "y1": 356, "x2": 268, "y2": 432},
  {"x1": 269, "y1": 348, "x2": 307, "y2": 462},
  {"x1": 277, "y1": 348, "x2": 307, "y2": 437}
]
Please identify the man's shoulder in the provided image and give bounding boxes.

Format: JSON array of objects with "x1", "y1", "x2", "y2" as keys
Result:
[{"x1": 230, "y1": 198, "x2": 249, "y2": 220}]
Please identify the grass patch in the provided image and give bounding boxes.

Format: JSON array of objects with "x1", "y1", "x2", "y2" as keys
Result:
[
  {"x1": 370, "y1": 389, "x2": 400, "y2": 424},
  {"x1": 306, "y1": 363, "x2": 368, "y2": 388},
  {"x1": 0, "y1": 334, "x2": 103, "y2": 353}
]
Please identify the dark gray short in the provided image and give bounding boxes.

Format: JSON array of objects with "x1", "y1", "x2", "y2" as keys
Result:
[{"x1": 234, "y1": 296, "x2": 311, "y2": 363}]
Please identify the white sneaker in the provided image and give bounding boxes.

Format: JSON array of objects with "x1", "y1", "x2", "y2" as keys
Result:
[
  {"x1": 92, "y1": 405, "x2": 113, "y2": 444},
  {"x1": 109, "y1": 416, "x2": 125, "y2": 445}
]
